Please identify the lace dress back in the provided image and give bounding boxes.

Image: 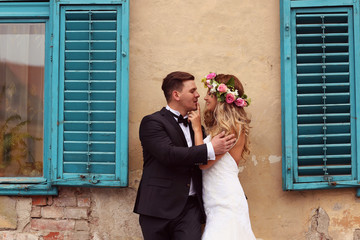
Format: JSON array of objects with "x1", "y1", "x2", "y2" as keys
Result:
[{"x1": 202, "y1": 135, "x2": 256, "y2": 240}]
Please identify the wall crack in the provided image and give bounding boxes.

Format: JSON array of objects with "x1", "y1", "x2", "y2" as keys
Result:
[{"x1": 306, "y1": 207, "x2": 332, "y2": 240}]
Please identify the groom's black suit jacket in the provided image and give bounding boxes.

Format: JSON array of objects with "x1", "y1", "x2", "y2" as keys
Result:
[{"x1": 134, "y1": 107, "x2": 207, "y2": 223}]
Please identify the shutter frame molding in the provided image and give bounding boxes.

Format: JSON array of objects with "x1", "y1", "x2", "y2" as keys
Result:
[
  {"x1": 51, "y1": 0, "x2": 129, "y2": 187},
  {"x1": 281, "y1": 0, "x2": 360, "y2": 195},
  {"x1": 294, "y1": 8, "x2": 354, "y2": 184},
  {"x1": 0, "y1": 2, "x2": 58, "y2": 195}
]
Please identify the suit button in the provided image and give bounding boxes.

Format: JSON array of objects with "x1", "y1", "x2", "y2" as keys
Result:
[{"x1": 187, "y1": 183, "x2": 190, "y2": 187}]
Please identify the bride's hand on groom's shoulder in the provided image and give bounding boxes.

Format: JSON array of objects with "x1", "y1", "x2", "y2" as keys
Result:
[{"x1": 188, "y1": 103, "x2": 202, "y2": 132}]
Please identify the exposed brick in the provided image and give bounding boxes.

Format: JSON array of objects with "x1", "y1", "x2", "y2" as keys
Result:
[
  {"x1": 77, "y1": 197, "x2": 91, "y2": 208},
  {"x1": 58, "y1": 187, "x2": 76, "y2": 198},
  {"x1": 31, "y1": 206, "x2": 41, "y2": 218},
  {"x1": 0, "y1": 232, "x2": 16, "y2": 240},
  {"x1": 41, "y1": 206, "x2": 64, "y2": 219},
  {"x1": 53, "y1": 197, "x2": 77, "y2": 207},
  {"x1": 1, "y1": 233, "x2": 39, "y2": 240},
  {"x1": 43, "y1": 232, "x2": 64, "y2": 240},
  {"x1": 74, "y1": 187, "x2": 91, "y2": 196},
  {"x1": 66, "y1": 231, "x2": 90, "y2": 240},
  {"x1": 31, "y1": 219, "x2": 75, "y2": 231},
  {"x1": 32, "y1": 196, "x2": 47, "y2": 206},
  {"x1": 75, "y1": 220, "x2": 89, "y2": 231},
  {"x1": 47, "y1": 196, "x2": 54, "y2": 206},
  {"x1": 64, "y1": 208, "x2": 88, "y2": 219}
]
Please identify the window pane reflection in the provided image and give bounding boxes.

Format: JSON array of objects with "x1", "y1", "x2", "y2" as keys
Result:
[{"x1": 0, "y1": 23, "x2": 45, "y2": 177}]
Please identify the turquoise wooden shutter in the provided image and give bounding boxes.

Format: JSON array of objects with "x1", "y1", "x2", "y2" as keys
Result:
[
  {"x1": 294, "y1": 8, "x2": 355, "y2": 184},
  {"x1": 54, "y1": 3, "x2": 129, "y2": 187},
  {"x1": 281, "y1": 1, "x2": 360, "y2": 192}
]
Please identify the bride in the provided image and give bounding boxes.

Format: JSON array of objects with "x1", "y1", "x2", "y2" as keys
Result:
[{"x1": 189, "y1": 73, "x2": 256, "y2": 240}]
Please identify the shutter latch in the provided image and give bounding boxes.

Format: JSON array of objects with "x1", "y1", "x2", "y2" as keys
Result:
[
  {"x1": 285, "y1": 23, "x2": 289, "y2": 31},
  {"x1": 90, "y1": 175, "x2": 99, "y2": 184}
]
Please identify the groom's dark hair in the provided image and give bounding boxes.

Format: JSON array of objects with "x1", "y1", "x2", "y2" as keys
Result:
[{"x1": 162, "y1": 71, "x2": 195, "y2": 102}]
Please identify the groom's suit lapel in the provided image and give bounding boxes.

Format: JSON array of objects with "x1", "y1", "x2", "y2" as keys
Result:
[{"x1": 160, "y1": 107, "x2": 188, "y2": 147}]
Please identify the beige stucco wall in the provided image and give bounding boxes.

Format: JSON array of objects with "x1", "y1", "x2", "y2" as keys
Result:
[{"x1": 128, "y1": 0, "x2": 360, "y2": 239}]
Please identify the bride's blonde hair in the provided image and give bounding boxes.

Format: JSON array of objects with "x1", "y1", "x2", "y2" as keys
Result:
[{"x1": 204, "y1": 74, "x2": 251, "y2": 159}]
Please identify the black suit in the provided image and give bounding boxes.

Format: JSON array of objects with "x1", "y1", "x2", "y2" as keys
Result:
[{"x1": 134, "y1": 107, "x2": 207, "y2": 239}]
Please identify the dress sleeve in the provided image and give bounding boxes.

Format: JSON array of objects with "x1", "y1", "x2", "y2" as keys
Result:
[{"x1": 203, "y1": 135, "x2": 211, "y2": 144}]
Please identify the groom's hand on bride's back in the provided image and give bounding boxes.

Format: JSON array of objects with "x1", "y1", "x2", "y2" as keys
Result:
[{"x1": 211, "y1": 131, "x2": 236, "y2": 155}]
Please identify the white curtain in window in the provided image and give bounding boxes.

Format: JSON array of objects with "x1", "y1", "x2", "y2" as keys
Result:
[{"x1": 0, "y1": 23, "x2": 45, "y2": 177}]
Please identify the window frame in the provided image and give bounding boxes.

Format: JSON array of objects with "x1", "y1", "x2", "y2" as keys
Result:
[
  {"x1": 0, "y1": 2, "x2": 56, "y2": 195},
  {"x1": 0, "y1": 0, "x2": 129, "y2": 195},
  {"x1": 281, "y1": 0, "x2": 360, "y2": 196},
  {"x1": 52, "y1": 2, "x2": 129, "y2": 187}
]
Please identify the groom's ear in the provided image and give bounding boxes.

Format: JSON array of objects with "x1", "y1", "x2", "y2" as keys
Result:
[{"x1": 172, "y1": 90, "x2": 181, "y2": 101}]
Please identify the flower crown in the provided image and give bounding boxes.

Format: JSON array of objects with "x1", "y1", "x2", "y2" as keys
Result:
[{"x1": 201, "y1": 72, "x2": 251, "y2": 107}]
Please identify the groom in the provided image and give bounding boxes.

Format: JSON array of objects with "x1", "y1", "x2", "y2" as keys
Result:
[{"x1": 134, "y1": 71, "x2": 236, "y2": 240}]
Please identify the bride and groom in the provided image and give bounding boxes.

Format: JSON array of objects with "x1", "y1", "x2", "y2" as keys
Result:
[{"x1": 134, "y1": 71, "x2": 256, "y2": 239}]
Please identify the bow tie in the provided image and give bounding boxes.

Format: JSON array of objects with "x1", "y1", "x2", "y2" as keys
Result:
[{"x1": 170, "y1": 112, "x2": 189, "y2": 127}]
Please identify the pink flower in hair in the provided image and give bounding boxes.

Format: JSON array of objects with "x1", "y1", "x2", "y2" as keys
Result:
[
  {"x1": 206, "y1": 72, "x2": 217, "y2": 80},
  {"x1": 226, "y1": 93, "x2": 236, "y2": 104},
  {"x1": 234, "y1": 97, "x2": 246, "y2": 107},
  {"x1": 217, "y1": 83, "x2": 228, "y2": 93}
]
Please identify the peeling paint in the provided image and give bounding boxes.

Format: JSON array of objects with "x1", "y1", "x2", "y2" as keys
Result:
[
  {"x1": 268, "y1": 155, "x2": 281, "y2": 164},
  {"x1": 354, "y1": 229, "x2": 360, "y2": 240},
  {"x1": 333, "y1": 203, "x2": 342, "y2": 211},
  {"x1": 238, "y1": 166, "x2": 245, "y2": 173},
  {"x1": 307, "y1": 207, "x2": 332, "y2": 240},
  {"x1": 251, "y1": 155, "x2": 258, "y2": 166},
  {"x1": 332, "y1": 210, "x2": 360, "y2": 231}
]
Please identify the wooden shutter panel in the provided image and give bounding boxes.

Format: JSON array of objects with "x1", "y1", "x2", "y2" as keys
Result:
[
  {"x1": 56, "y1": 4, "x2": 128, "y2": 187},
  {"x1": 293, "y1": 8, "x2": 355, "y2": 184}
]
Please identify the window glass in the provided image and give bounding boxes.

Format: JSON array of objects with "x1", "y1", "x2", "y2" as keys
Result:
[{"x1": 0, "y1": 23, "x2": 45, "y2": 177}]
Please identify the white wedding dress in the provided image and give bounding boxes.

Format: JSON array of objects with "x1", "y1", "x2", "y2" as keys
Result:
[{"x1": 202, "y1": 135, "x2": 256, "y2": 240}]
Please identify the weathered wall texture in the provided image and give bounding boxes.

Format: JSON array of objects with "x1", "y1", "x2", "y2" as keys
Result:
[
  {"x1": 1, "y1": 0, "x2": 360, "y2": 239},
  {"x1": 0, "y1": 187, "x2": 142, "y2": 240}
]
